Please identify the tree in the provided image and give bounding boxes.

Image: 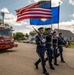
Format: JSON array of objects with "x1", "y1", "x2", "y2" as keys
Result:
[
  {"x1": 43, "y1": 27, "x2": 47, "y2": 35},
  {"x1": 5, "y1": 23, "x2": 9, "y2": 28},
  {"x1": 25, "y1": 33, "x2": 29, "y2": 39},
  {"x1": 13, "y1": 33, "x2": 16, "y2": 40},
  {"x1": 29, "y1": 31, "x2": 36, "y2": 36},
  {"x1": 10, "y1": 26, "x2": 13, "y2": 30},
  {"x1": 13, "y1": 32, "x2": 25, "y2": 41},
  {"x1": 0, "y1": 22, "x2": 2, "y2": 25},
  {"x1": 5, "y1": 23, "x2": 13, "y2": 29}
]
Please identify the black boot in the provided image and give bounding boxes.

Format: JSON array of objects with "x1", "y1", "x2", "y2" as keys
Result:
[
  {"x1": 57, "y1": 53, "x2": 60, "y2": 57},
  {"x1": 54, "y1": 63, "x2": 59, "y2": 66},
  {"x1": 50, "y1": 66, "x2": 55, "y2": 70},
  {"x1": 61, "y1": 60, "x2": 65, "y2": 63},
  {"x1": 34, "y1": 63, "x2": 38, "y2": 69},
  {"x1": 43, "y1": 71, "x2": 49, "y2": 75}
]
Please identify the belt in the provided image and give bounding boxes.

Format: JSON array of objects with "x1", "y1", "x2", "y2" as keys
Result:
[
  {"x1": 42, "y1": 44, "x2": 45, "y2": 46},
  {"x1": 37, "y1": 44, "x2": 45, "y2": 46},
  {"x1": 58, "y1": 45, "x2": 62, "y2": 46},
  {"x1": 53, "y1": 43, "x2": 57, "y2": 45},
  {"x1": 47, "y1": 42, "x2": 52, "y2": 44}
]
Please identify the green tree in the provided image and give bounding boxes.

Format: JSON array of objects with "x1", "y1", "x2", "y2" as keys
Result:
[
  {"x1": 43, "y1": 27, "x2": 47, "y2": 35},
  {"x1": 5, "y1": 23, "x2": 9, "y2": 28},
  {"x1": 29, "y1": 31, "x2": 36, "y2": 36},
  {"x1": 0, "y1": 22, "x2": 2, "y2": 25},
  {"x1": 10, "y1": 26, "x2": 13, "y2": 30},
  {"x1": 13, "y1": 32, "x2": 25, "y2": 41},
  {"x1": 25, "y1": 33, "x2": 29, "y2": 39},
  {"x1": 13, "y1": 33, "x2": 16, "y2": 40}
]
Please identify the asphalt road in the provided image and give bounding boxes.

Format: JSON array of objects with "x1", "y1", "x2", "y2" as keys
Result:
[{"x1": 0, "y1": 42, "x2": 74, "y2": 75}]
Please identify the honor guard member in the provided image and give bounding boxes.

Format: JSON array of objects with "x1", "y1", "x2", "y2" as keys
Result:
[
  {"x1": 34, "y1": 27, "x2": 49, "y2": 75},
  {"x1": 45, "y1": 28, "x2": 55, "y2": 70},
  {"x1": 58, "y1": 33, "x2": 65, "y2": 63},
  {"x1": 52, "y1": 32, "x2": 59, "y2": 66}
]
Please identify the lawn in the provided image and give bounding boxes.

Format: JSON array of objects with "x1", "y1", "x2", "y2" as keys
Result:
[{"x1": 69, "y1": 42, "x2": 74, "y2": 48}]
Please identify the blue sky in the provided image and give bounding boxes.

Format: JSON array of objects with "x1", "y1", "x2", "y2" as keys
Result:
[{"x1": 0, "y1": 0, "x2": 74, "y2": 34}]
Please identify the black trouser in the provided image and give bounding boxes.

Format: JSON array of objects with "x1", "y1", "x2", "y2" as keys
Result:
[
  {"x1": 45, "y1": 46, "x2": 53, "y2": 67},
  {"x1": 35, "y1": 52, "x2": 47, "y2": 72},
  {"x1": 58, "y1": 46, "x2": 64, "y2": 61},
  {"x1": 53, "y1": 46, "x2": 58, "y2": 64}
]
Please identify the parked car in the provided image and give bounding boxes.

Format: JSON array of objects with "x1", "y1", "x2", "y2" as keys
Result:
[
  {"x1": 23, "y1": 40, "x2": 30, "y2": 43},
  {"x1": 29, "y1": 40, "x2": 36, "y2": 44}
]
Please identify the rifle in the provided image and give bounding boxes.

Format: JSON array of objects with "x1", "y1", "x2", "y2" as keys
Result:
[{"x1": 32, "y1": 26, "x2": 44, "y2": 40}]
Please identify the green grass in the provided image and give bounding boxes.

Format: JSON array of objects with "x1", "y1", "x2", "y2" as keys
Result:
[{"x1": 69, "y1": 42, "x2": 74, "y2": 48}]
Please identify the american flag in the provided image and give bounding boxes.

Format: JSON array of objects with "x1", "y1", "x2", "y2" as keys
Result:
[{"x1": 16, "y1": 1, "x2": 52, "y2": 21}]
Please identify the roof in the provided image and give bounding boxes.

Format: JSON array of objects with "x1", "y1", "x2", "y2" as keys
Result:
[
  {"x1": 55, "y1": 29, "x2": 74, "y2": 37},
  {"x1": 0, "y1": 26, "x2": 12, "y2": 30}
]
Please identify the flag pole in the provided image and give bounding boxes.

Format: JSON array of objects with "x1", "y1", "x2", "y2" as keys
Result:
[
  {"x1": 51, "y1": 19, "x2": 52, "y2": 30},
  {"x1": 58, "y1": 1, "x2": 61, "y2": 29},
  {"x1": 50, "y1": 0, "x2": 52, "y2": 30},
  {"x1": 46, "y1": 0, "x2": 52, "y2": 29}
]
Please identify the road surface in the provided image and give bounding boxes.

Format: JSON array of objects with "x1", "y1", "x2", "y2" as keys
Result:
[{"x1": 0, "y1": 42, "x2": 74, "y2": 75}]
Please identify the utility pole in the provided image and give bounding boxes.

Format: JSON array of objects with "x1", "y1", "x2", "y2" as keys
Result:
[{"x1": 1, "y1": 12, "x2": 5, "y2": 26}]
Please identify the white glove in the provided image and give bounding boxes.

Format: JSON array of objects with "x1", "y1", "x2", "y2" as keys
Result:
[{"x1": 42, "y1": 39, "x2": 46, "y2": 43}]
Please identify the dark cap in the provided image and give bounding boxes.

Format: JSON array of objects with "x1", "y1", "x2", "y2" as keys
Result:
[
  {"x1": 45, "y1": 28, "x2": 51, "y2": 31},
  {"x1": 59, "y1": 33, "x2": 62, "y2": 35},
  {"x1": 52, "y1": 31, "x2": 56, "y2": 34},
  {"x1": 38, "y1": 27, "x2": 44, "y2": 30}
]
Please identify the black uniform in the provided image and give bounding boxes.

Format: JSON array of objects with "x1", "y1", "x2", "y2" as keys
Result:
[
  {"x1": 53, "y1": 37, "x2": 59, "y2": 66},
  {"x1": 34, "y1": 34, "x2": 49, "y2": 75},
  {"x1": 45, "y1": 34, "x2": 55, "y2": 69},
  {"x1": 58, "y1": 37, "x2": 66, "y2": 63}
]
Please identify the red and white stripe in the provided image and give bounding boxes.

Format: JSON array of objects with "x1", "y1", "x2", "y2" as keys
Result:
[
  {"x1": 16, "y1": 1, "x2": 52, "y2": 21},
  {"x1": 16, "y1": 3, "x2": 39, "y2": 14},
  {"x1": 17, "y1": 15, "x2": 52, "y2": 21},
  {"x1": 17, "y1": 8, "x2": 52, "y2": 16}
]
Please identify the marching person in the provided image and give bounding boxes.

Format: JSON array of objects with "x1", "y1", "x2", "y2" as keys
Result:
[
  {"x1": 45, "y1": 28, "x2": 55, "y2": 70},
  {"x1": 58, "y1": 33, "x2": 66, "y2": 63},
  {"x1": 52, "y1": 32, "x2": 59, "y2": 66},
  {"x1": 34, "y1": 27, "x2": 49, "y2": 75}
]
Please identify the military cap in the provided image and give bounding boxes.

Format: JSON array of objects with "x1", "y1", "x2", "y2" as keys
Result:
[
  {"x1": 52, "y1": 31, "x2": 56, "y2": 35},
  {"x1": 59, "y1": 33, "x2": 62, "y2": 35},
  {"x1": 45, "y1": 28, "x2": 51, "y2": 31},
  {"x1": 38, "y1": 27, "x2": 44, "y2": 30}
]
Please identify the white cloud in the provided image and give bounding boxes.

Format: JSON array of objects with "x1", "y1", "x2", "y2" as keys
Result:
[
  {"x1": 60, "y1": 20, "x2": 74, "y2": 25},
  {"x1": 69, "y1": 0, "x2": 74, "y2": 5},
  {"x1": 71, "y1": 13, "x2": 74, "y2": 18},
  {"x1": 13, "y1": 19, "x2": 74, "y2": 34},
  {"x1": 13, "y1": 29, "x2": 31, "y2": 34},
  {"x1": 55, "y1": 20, "x2": 74, "y2": 33},
  {"x1": 0, "y1": 8, "x2": 29, "y2": 26},
  {"x1": 4, "y1": 13, "x2": 29, "y2": 26},
  {"x1": 33, "y1": 0, "x2": 40, "y2": 2},
  {"x1": 52, "y1": 0, "x2": 62, "y2": 7},
  {"x1": 5, "y1": 13, "x2": 15, "y2": 19},
  {"x1": 73, "y1": 14, "x2": 74, "y2": 18},
  {"x1": 0, "y1": 7, "x2": 9, "y2": 13}
]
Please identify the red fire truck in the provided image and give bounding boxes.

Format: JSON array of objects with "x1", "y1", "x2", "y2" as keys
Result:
[{"x1": 0, "y1": 26, "x2": 18, "y2": 50}]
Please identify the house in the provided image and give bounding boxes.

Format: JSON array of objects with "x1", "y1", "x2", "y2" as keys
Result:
[
  {"x1": 29, "y1": 34, "x2": 36, "y2": 40},
  {"x1": 55, "y1": 29, "x2": 74, "y2": 41}
]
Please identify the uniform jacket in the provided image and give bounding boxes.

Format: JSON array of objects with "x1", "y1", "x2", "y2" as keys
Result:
[{"x1": 35, "y1": 34, "x2": 46, "y2": 54}]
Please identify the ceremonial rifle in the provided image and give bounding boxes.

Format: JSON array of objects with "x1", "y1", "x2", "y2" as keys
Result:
[{"x1": 32, "y1": 26, "x2": 44, "y2": 41}]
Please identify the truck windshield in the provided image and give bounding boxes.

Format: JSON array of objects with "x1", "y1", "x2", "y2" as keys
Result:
[{"x1": 0, "y1": 28, "x2": 12, "y2": 36}]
